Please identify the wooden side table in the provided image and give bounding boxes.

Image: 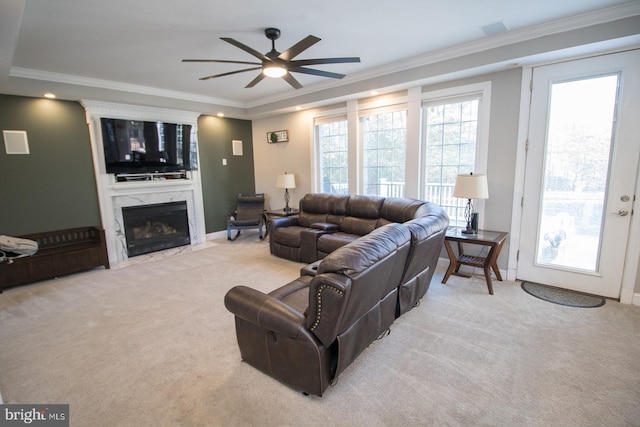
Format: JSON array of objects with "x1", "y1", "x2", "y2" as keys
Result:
[
  {"x1": 266, "y1": 208, "x2": 299, "y2": 217},
  {"x1": 442, "y1": 227, "x2": 508, "y2": 295}
]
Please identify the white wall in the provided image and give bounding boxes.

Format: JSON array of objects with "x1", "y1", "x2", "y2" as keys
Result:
[
  {"x1": 251, "y1": 68, "x2": 523, "y2": 271},
  {"x1": 252, "y1": 111, "x2": 314, "y2": 211}
]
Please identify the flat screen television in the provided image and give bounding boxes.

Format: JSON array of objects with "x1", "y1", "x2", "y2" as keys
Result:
[{"x1": 101, "y1": 118, "x2": 197, "y2": 175}]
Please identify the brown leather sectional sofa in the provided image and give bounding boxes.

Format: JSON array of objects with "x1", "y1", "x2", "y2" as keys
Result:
[
  {"x1": 268, "y1": 193, "x2": 445, "y2": 263},
  {"x1": 224, "y1": 194, "x2": 448, "y2": 396}
]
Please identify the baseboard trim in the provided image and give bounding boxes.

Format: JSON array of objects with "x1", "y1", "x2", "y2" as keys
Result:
[
  {"x1": 206, "y1": 230, "x2": 227, "y2": 240},
  {"x1": 633, "y1": 293, "x2": 640, "y2": 306}
]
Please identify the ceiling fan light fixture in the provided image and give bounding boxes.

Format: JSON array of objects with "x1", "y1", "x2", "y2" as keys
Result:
[
  {"x1": 184, "y1": 28, "x2": 360, "y2": 89},
  {"x1": 263, "y1": 65, "x2": 287, "y2": 78}
]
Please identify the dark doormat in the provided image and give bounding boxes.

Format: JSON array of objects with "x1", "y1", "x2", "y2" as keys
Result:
[{"x1": 521, "y1": 281, "x2": 606, "y2": 308}]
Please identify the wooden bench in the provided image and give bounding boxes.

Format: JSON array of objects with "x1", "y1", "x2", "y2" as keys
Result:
[{"x1": 0, "y1": 226, "x2": 110, "y2": 292}]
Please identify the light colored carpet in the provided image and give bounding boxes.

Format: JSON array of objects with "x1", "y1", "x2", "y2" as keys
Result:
[{"x1": 1, "y1": 235, "x2": 640, "y2": 426}]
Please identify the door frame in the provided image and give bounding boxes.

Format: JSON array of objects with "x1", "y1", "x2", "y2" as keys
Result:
[{"x1": 508, "y1": 50, "x2": 640, "y2": 305}]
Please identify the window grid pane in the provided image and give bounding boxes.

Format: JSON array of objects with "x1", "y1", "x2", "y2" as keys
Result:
[
  {"x1": 361, "y1": 110, "x2": 407, "y2": 197},
  {"x1": 317, "y1": 120, "x2": 348, "y2": 194},
  {"x1": 424, "y1": 99, "x2": 479, "y2": 226}
]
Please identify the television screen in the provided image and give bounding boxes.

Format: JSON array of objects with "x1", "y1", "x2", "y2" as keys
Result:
[{"x1": 101, "y1": 118, "x2": 197, "y2": 174}]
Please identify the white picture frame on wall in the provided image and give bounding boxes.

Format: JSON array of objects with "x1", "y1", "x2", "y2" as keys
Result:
[
  {"x1": 3, "y1": 130, "x2": 30, "y2": 154},
  {"x1": 232, "y1": 139, "x2": 243, "y2": 156}
]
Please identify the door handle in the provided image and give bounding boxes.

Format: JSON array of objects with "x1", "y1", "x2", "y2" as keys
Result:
[{"x1": 615, "y1": 209, "x2": 629, "y2": 217}]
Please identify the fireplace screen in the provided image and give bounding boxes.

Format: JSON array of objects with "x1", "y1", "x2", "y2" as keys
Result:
[{"x1": 122, "y1": 201, "x2": 190, "y2": 257}]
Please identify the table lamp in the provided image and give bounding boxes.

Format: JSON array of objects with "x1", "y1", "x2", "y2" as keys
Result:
[
  {"x1": 276, "y1": 172, "x2": 296, "y2": 212},
  {"x1": 453, "y1": 173, "x2": 489, "y2": 234}
]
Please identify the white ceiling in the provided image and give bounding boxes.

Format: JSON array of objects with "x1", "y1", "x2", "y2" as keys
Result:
[{"x1": 1, "y1": 0, "x2": 639, "y2": 117}]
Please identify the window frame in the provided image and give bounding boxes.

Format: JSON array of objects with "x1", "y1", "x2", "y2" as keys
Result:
[
  {"x1": 420, "y1": 82, "x2": 491, "y2": 227},
  {"x1": 358, "y1": 103, "x2": 409, "y2": 197},
  {"x1": 310, "y1": 82, "x2": 490, "y2": 223},
  {"x1": 314, "y1": 114, "x2": 350, "y2": 194}
]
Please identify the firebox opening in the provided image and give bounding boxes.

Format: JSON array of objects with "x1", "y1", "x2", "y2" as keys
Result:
[{"x1": 122, "y1": 201, "x2": 190, "y2": 257}]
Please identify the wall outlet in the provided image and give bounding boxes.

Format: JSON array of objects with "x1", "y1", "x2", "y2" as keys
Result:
[{"x1": 222, "y1": 158, "x2": 227, "y2": 166}]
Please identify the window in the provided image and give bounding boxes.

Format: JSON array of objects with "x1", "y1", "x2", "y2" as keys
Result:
[
  {"x1": 311, "y1": 83, "x2": 489, "y2": 207},
  {"x1": 315, "y1": 117, "x2": 348, "y2": 194},
  {"x1": 360, "y1": 108, "x2": 407, "y2": 196},
  {"x1": 422, "y1": 91, "x2": 487, "y2": 226}
]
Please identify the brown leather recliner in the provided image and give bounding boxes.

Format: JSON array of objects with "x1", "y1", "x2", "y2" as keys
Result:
[{"x1": 225, "y1": 223, "x2": 411, "y2": 396}]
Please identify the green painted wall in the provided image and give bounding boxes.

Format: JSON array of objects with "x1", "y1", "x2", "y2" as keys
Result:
[
  {"x1": 197, "y1": 115, "x2": 255, "y2": 233},
  {"x1": 0, "y1": 95, "x2": 255, "y2": 237},
  {"x1": 0, "y1": 95, "x2": 101, "y2": 235}
]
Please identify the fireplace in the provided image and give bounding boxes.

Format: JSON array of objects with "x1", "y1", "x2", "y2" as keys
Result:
[{"x1": 122, "y1": 201, "x2": 191, "y2": 257}]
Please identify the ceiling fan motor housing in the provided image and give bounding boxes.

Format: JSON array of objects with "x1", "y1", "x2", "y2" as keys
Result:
[{"x1": 265, "y1": 28, "x2": 281, "y2": 41}]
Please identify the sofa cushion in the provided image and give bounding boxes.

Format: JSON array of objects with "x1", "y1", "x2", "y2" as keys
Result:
[
  {"x1": 339, "y1": 216, "x2": 378, "y2": 235},
  {"x1": 317, "y1": 223, "x2": 410, "y2": 277},
  {"x1": 269, "y1": 275, "x2": 313, "y2": 314},
  {"x1": 379, "y1": 197, "x2": 425, "y2": 223},
  {"x1": 345, "y1": 195, "x2": 384, "y2": 218},
  {"x1": 316, "y1": 232, "x2": 360, "y2": 255},
  {"x1": 298, "y1": 212, "x2": 328, "y2": 228},
  {"x1": 298, "y1": 194, "x2": 349, "y2": 227},
  {"x1": 300, "y1": 193, "x2": 349, "y2": 214}
]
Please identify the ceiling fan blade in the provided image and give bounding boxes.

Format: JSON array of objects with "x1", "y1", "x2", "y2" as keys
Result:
[
  {"x1": 282, "y1": 73, "x2": 303, "y2": 89},
  {"x1": 182, "y1": 59, "x2": 261, "y2": 66},
  {"x1": 289, "y1": 66, "x2": 346, "y2": 79},
  {"x1": 289, "y1": 57, "x2": 361, "y2": 67},
  {"x1": 199, "y1": 67, "x2": 262, "y2": 80},
  {"x1": 220, "y1": 37, "x2": 270, "y2": 61},
  {"x1": 245, "y1": 73, "x2": 266, "y2": 88},
  {"x1": 278, "y1": 35, "x2": 321, "y2": 61}
]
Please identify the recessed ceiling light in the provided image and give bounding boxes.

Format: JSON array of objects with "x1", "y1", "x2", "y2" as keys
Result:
[
  {"x1": 217, "y1": 112, "x2": 224, "y2": 117},
  {"x1": 295, "y1": 106, "x2": 302, "y2": 111},
  {"x1": 44, "y1": 93, "x2": 56, "y2": 99},
  {"x1": 370, "y1": 91, "x2": 379, "y2": 96}
]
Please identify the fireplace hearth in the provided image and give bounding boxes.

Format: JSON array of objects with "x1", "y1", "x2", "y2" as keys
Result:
[{"x1": 122, "y1": 201, "x2": 190, "y2": 257}]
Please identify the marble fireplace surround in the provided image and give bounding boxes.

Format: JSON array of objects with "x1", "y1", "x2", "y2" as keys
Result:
[{"x1": 82, "y1": 101, "x2": 207, "y2": 264}]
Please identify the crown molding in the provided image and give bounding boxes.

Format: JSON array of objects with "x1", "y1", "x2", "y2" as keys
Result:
[
  {"x1": 9, "y1": 2, "x2": 640, "y2": 112},
  {"x1": 81, "y1": 100, "x2": 200, "y2": 124},
  {"x1": 9, "y1": 67, "x2": 244, "y2": 108},
  {"x1": 245, "y1": 2, "x2": 640, "y2": 108}
]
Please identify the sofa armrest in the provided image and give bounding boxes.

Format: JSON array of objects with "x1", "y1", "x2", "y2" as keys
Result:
[
  {"x1": 300, "y1": 260, "x2": 321, "y2": 277},
  {"x1": 269, "y1": 216, "x2": 299, "y2": 229},
  {"x1": 224, "y1": 285, "x2": 306, "y2": 339},
  {"x1": 306, "y1": 273, "x2": 351, "y2": 347},
  {"x1": 310, "y1": 222, "x2": 340, "y2": 232}
]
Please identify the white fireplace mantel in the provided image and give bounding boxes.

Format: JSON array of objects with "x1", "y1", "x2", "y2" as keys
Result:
[{"x1": 82, "y1": 101, "x2": 206, "y2": 264}]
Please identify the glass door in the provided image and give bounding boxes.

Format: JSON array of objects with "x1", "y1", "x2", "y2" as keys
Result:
[{"x1": 518, "y1": 50, "x2": 640, "y2": 298}]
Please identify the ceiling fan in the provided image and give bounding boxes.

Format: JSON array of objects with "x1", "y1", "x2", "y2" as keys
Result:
[{"x1": 182, "y1": 28, "x2": 361, "y2": 89}]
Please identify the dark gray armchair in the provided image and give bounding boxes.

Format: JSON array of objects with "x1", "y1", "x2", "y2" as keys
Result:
[{"x1": 227, "y1": 194, "x2": 266, "y2": 241}]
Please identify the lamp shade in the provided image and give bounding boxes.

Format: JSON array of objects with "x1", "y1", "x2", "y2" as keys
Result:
[
  {"x1": 276, "y1": 173, "x2": 296, "y2": 189},
  {"x1": 453, "y1": 174, "x2": 489, "y2": 199}
]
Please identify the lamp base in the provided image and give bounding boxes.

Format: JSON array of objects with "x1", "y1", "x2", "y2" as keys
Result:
[{"x1": 461, "y1": 227, "x2": 476, "y2": 234}]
